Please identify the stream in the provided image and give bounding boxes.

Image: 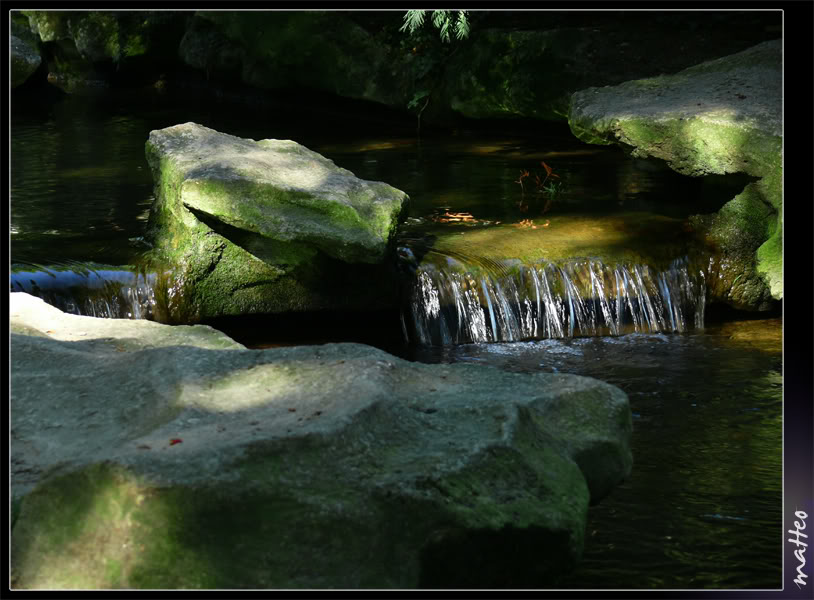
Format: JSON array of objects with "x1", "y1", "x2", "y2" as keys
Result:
[{"x1": 10, "y1": 83, "x2": 782, "y2": 589}]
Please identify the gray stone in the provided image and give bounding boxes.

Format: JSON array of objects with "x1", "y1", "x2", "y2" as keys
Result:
[
  {"x1": 568, "y1": 40, "x2": 781, "y2": 310},
  {"x1": 145, "y1": 122, "x2": 409, "y2": 319},
  {"x1": 10, "y1": 292, "x2": 632, "y2": 588},
  {"x1": 11, "y1": 34, "x2": 41, "y2": 88}
]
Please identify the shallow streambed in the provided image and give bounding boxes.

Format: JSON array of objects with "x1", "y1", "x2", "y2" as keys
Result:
[{"x1": 10, "y1": 84, "x2": 782, "y2": 590}]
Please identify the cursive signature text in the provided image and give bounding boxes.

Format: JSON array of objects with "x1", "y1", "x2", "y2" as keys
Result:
[{"x1": 789, "y1": 509, "x2": 808, "y2": 589}]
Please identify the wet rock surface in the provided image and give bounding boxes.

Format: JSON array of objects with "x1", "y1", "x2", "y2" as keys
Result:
[
  {"x1": 11, "y1": 292, "x2": 631, "y2": 588},
  {"x1": 145, "y1": 122, "x2": 409, "y2": 318},
  {"x1": 11, "y1": 34, "x2": 42, "y2": 88},
  {"x1": 568, "y1": 40, "x2": 781, "y2": 310}
]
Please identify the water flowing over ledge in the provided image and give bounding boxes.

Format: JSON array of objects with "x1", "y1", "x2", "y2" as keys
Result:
[
  {"x1": 401, "y1": 250, "x2": 706, "y2": 346},
  {"x1": 10, "y1": 263, "x2": 160, "y2": 320},
  {"x1": 10, "y1": 253, "x2": 706, "y2": 348}
]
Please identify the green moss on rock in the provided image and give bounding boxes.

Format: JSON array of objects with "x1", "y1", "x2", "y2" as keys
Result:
[
  {"x1": 144, "y1": 123, "x2": 408, "y2": 318},
  {"x1": 568, "y1": 40, "x2": 782, "y2": 308}
]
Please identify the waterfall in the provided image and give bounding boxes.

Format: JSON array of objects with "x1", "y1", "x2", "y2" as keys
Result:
[
  {"x1": 401, "y1": 250, "x2": 706, "y2": 346},
  {"x1": 9, "y1": 263, "x2": 160, "y2": 320}
]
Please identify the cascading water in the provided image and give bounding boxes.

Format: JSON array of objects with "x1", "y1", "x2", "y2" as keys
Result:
[
  {"x1": 401, "y1": 249, "x2": 706, "y2": 346},
  {"x1": 9, "y1": 263, "x2": 161, "y2": 320}
]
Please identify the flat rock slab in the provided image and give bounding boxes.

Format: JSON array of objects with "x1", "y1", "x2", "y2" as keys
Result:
[
  {"x1": 568, "y1": 40, "x2": 781, "y2": 308},
  {"x1": 569, "y1": 39, "x2": 780, "y2": 177},
  {"x1": 11, "y1": 293, "x2": 632, "y2": 589},
  {"x1": 146, "y1": 122, "x2": 408, "y2": 264}
]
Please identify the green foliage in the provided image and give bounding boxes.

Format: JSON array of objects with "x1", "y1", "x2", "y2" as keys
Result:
[
  {"x1": 400, "y1": 10, "x2": 469, "y2": 42},
  {"x1": 407, "y1": 89, "x2": 431, "y2": 111}
]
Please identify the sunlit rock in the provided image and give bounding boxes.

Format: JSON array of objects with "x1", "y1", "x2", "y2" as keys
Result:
[
  {"x1": 10, "y1": 292, "x2": 631, "y2": 589},
  {"x1": 144, "y1": 122, "x2": 409, "y2": 318},
  {"x1": 568, "y1": 40, "x2": 781, "y2": 310}
]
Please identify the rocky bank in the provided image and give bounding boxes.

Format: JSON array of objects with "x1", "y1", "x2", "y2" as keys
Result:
[{"x1": 11, "y1": 292, "x2": 633, "y2": 588}]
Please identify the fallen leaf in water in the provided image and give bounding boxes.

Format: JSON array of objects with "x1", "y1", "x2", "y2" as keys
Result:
[
  {"x1": 541, "y1": 161, "x2": 560, "y2": 179},
  {"x1": 434, "y1": 211, "x2": 476, "y2": 223}
]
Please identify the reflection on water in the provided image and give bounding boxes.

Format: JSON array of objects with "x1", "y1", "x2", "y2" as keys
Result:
[{"x1": 405, "y1": 322, "x2": 782, "y2": 589}]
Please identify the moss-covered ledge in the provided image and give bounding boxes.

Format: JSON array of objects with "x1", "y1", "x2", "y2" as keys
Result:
[{"x1": 568, "y1": 40, "x2": 781, "y2": 310}]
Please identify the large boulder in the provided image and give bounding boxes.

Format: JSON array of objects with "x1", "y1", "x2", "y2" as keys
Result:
[
  {"x1": 568, "y1": 40, "x2": 781, "y2": 310},
  {"x1": 144, "y1": 122, "x2": 409, "y2": 320},
  {"x1": 10, "y1": 292, "x2": 632, "y2": 589}
]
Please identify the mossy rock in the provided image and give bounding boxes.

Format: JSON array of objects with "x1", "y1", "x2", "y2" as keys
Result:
[
  {"x1": 422, "y1": 211, "x2": 695, "y2": 271},
  {"x1": 568, "y1": 40, "x2": 781, "y2": 309},
  {"x1": 144, "y1": 122, "x2": 409, "y2": 319},
  {"x1": 10, "y1": 293, "x2": 632, "y2": 588}
]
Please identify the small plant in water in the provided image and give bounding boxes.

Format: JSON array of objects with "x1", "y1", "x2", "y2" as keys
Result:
[{"x1": 516, "y1": 161, "x2": 564, "y2": 215}]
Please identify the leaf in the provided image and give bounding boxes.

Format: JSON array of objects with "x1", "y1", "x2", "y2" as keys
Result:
[
  {"x1": 431, "y1": 10, "x2": 449, "y2": 29},
  {"x1": 438, "y1": 17, "x2": 451, "y2": 43},
  {"x1": 431, "y1": 11, "x2": 453, "y2": 43},
  {"x1": 407, "y1": 89, "x2": 431, "y2": 110},
  {"x1": 541, "y1": 161, "x2": 553, "y2": 176},
  {"x1": 400, "y1": 10, "x2": 425, "y2": 35},
  {"x1": 455, "y1": 11, "x2": 470, "y2": 40}
]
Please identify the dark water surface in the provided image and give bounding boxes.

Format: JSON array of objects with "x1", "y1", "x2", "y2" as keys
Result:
[
  {"x1": 10, "y1": 85, "x2": 782, "y2": 590},
  {"x1": 406, "y1": 322, "x2": 782, "y2": 589}
]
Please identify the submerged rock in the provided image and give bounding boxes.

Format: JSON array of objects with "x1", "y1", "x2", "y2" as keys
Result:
[
  {"x1": 10, "y1": 292, "x2": 631, "y2": 589},
  {"x1": 144, "y1": 122, "x2": 409, "y2": 319},
  {"x1": 568, "y1": 40, "x2": 781, "y2": 310}
]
